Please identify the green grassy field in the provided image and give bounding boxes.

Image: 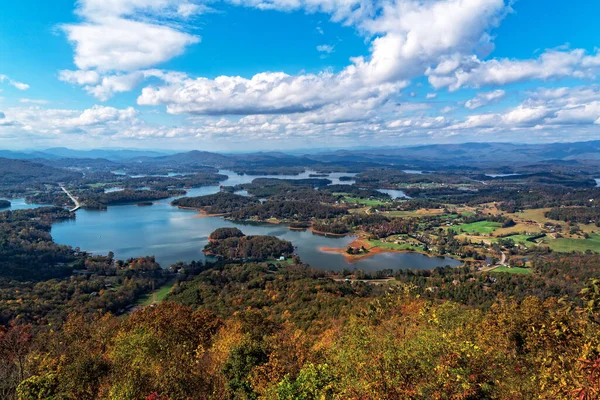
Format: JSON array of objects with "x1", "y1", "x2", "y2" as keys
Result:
[
  {"x1": 367, "y1": 239, "x2": 421, "y2": 252},
  {"x1": 545, "y1": 233, "x2": 600, "y2": 253},
  {"x1": 491, "y1": 266, "x2": 533, "y2": 274},
  {"x1": 456, "y1": 221, "x2": 502, "y2": 234},
  {"x1": 135, "y1": 280, "x2": 176, "y2": 306}
]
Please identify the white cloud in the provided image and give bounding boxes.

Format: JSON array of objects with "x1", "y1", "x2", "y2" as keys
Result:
[
  {"x1": 448, "y1": 85, "x2": 600, "y2": 133},
  {"x1": 59, "y1": 69, "x2": 101, "y2": 85},
  {"x1": 0, "y1": 105, "x2": 141, "y2": 139},
  {"x1": 138, "y1": 70, "x2": 407, "y2": 115},
  {"x1": 136, "y1": 0, "x2": 509, "y2": 115},
  {"x1": 428, "y1": 48, "x2": 600, "y2": 91},
  {"x1": 502, "y1": 105, "x2": 550, "y2": 125},
  {"x1": 317, "y1": 44, "x2": 335, "y2": 54},
  {"x1": 19, "y1": 99, "x2": 50, "y2": 105},
  {"x1": 0, "y1": 74, "x2": 29, "y2": 90},
  {"x1": 38, "y1": 0, "x2": 600, "y2": 147},
  {"x1": 465, "y1": 89, "x2": 505, "y2": 109},
  {"x1": 86, "y1": 72, "x2": 146, "y2": 101},
  {"x1": 62, "y1": 18, "x2": 199, "y2": 72},
  {"x1": 59, "y1": 0, "x2": 200, "y2": 100}
]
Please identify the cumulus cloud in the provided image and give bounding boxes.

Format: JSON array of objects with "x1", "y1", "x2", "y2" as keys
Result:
[
  {"x1": 0, "y1": 74, "x2": 29, "y2": 90},
  {"x1": 137, "y1": 70, "x2": 407, "y2": 115},
  {"x1": 136, "y1": 0, "x2": 509, "y2": 115},
  {"x1": 40, "y1": 0, "x2": 600, "y2": 146},
  {"x1": 0, "y1": 105, "x2": 142, "y2": 141},
  {"x1": 59, "y1": 0, "x2": 200, "y2": 99},
  {"x1": 449, "y1": 85, "x2": 600, "y2": 132},
  {"x1": 465, "y1": 89, "x2": 505, "y2": 109},
  {"x1": 428, "y1": 48, "x2": 600, "y2": 91},
  {"x1": 62, "y1": 18, "x2": 199, "y2": 72},
  {"x1": 59, "y1": 69, "x2": 101, "y2": 85}
]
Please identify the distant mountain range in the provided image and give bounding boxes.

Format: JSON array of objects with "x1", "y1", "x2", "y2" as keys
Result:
[{"x1": 4, "y1": 141, "x2": 600, "y2": 167}]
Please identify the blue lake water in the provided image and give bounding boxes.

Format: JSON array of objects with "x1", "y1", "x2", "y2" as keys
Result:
[
  {"x1": 51, "y1": 201, "x2": 461, "y2": 271},
  {"x1": 3, "y1": 170, "x2": 461, "y2": 272},
  {"x1": 0, "y1": 198, "x2": 48, "y2": 210}
]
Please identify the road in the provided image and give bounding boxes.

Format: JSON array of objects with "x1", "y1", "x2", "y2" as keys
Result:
[
  {"x1": 480, "y1": 251, "x2": 507, "y2": 272},
  {"x1": 59, "y1": 185, "x2": 80, "y2": 212}
]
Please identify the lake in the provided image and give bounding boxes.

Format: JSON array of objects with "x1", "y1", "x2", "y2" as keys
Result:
[
  {"x1": 0, "y1": 197, "x2": 48, "y2": 210},
  {"x1": 51, "y1": 202, "x2": 461, "y2": 271},
  {"x1": 6, "y1": 170, "x2": 462, "y2": 272}
]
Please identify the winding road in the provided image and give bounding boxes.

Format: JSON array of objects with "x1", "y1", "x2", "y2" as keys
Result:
[
  {"x1": 480, "y1": 251, "x2": 508, "y2": 272},
  {"x1": 59, "y1": 185, "x2": 80, "y2": 212}
]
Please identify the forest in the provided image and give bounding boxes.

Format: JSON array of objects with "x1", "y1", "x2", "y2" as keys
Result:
[
  {"x1": 204, "y1": 229, "x2": 294, "y2": 261},
  {"x1": 172, "y1": 192, "x2": 259, "y2": 214},
  {"x1": 3, "y1": 259, "x2": 600, "y2": 399}
]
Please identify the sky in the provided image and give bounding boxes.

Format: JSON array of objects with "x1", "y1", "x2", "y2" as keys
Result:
[{"x1": 1, "y1": 0, "x2": 600, "y2": 151}]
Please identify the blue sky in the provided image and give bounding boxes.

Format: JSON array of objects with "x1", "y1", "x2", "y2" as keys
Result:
[{"x1": 1, "y1": 0, "x2": 600, "y2": 151}]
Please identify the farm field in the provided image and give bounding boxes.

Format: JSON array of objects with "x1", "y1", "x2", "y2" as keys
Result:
[
  {"x1": 491, "y1": 266, "x2": 533, "y2": 274},
  {"x1": 367, "y1": 239, "x2": 422, "y2": 252},
  {"x1": 544, "y1": 233, "x2": 600, "y2": 253},
  {"x1": 456, "y1": 220, "x2": 502, "y2": 234}
]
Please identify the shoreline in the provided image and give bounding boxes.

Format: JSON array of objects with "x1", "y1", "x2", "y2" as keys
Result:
[
  {"x1": 174, "y1": 205, "x2": 229, "y2": 218},
  {"x1": 308, "y1": 227, "x2": 348, "y2": 237},
  {"x1": 320, "y1": 238, "x2": 456, "y2": 263}
]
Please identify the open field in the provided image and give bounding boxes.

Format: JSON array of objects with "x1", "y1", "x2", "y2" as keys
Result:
[
  {"x1": 514, "y1": 208, "x2": 552, "y2": 222},
  {"x1": 135, "y1": 280, "x2": 176, "y2": 306},
  {"x1": 544, "y1": 233, "x2": 600, "y2": 253},
  {"x1": 367, "y1": 239, "x2": 422, "y2": 252},
  {"x1": 491, "y1": 266, "x2": 533, "y2": 274},
  {"x1": 456, "y1": 221, "x2": 502, "y2": 234},
  {"x1": 493, "y1": 223, "x2": 543, "y2": 236}
]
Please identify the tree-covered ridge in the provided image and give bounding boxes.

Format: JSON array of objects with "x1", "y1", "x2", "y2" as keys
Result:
[
  {"x1": 5, "y1": 264, "x2": 600, "y2": 400},
  {"x1": 204, "y1": 229, "x2": 294, "y2": 261},
  {"x1": 230, "y1": 200, "x2": 348, "y2": 221},
  {"x1": 0, "y1": 158, "x2": 81, "y2": 191},
  {"x1": 27, "y1": 189, "x2": 187, "y2": 210},
  {"x1": 0, "y1": 207, "x2": 77, "y2": 281},
  {"x1": 172, "y1": 192, "x2": 259, "y2": 214},
  {"x1": 545, "y1": 206, "x2": 600, "y2": 225}
]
